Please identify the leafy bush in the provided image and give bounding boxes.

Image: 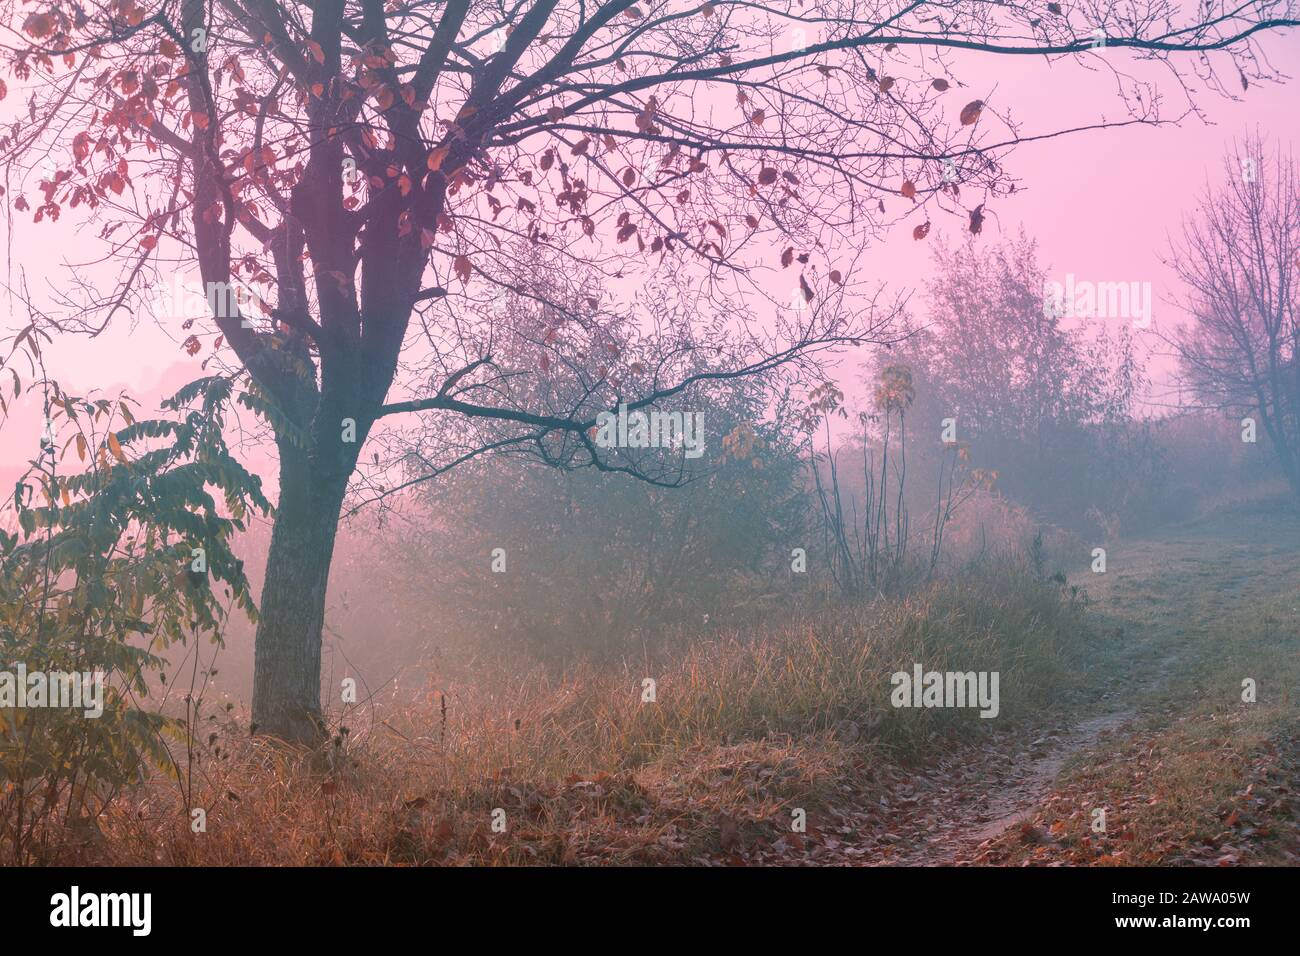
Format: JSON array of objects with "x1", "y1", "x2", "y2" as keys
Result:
[
  {"x1": 382, "y1": 387, "x2": 813, "y2": 659},
  {"x1": 0, "y1": 370, "x2": 267, "y2": 862}
]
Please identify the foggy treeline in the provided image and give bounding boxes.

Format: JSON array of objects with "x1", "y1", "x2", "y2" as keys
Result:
[{"x1": 207, "y1": 175, "x2": 1289, "y2": 704}]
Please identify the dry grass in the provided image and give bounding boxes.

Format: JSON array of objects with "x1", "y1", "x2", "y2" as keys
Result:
[{"x1": 40, "y1": 562, "x2": 1095, "y2": 865}]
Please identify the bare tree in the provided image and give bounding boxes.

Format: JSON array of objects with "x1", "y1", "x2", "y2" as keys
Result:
[
  {"x1": 898, "y1": 233, "x2": 1142, "y2": 530},
  {"x1": 2, "y1": 1, "x2": 1296, "y2": 742},
  {"x1": 1169, "y1": 136, "x2": 1300, "y2": 500}
]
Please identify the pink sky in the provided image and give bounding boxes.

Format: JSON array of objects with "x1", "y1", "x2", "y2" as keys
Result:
[{"x1": 3, "y1": 27, "x2": 1298, "y2": 490}]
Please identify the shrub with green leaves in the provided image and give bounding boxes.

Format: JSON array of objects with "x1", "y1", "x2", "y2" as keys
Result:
[{"x1": 1, "y1": 372, "x2": 268, "y2": 862}]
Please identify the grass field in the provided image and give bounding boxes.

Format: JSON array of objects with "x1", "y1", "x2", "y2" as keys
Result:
[{"x1": 16, "y1": 495, "x2": 1299, "y2": 866}]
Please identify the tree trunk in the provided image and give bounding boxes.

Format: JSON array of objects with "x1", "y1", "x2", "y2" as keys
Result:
[{"x1": 251, "y1": 443, "x2": 348, "y2": 746}]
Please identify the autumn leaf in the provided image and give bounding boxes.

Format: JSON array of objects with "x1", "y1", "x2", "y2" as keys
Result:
[
  {"x1": 426, "y1": 146, "x2": 451, "y2": 172},
  {"x1": 430, "y1": 819, "x2": 454, "y2": 845},
  {"x1": 23, "y1": 13, "x2": 54, "y2": 38},
  {"x1": 879, "y1": 77, "x2": 895, "y2": 93},
  {"x1": 931, "y1": 78, "x2": 950, "y2": 92},
  {"x1": 183, "y1": 334, "x2": 202, "y2": 355},
  {"x1": 719, "y1": 814, "x2": 739, "y2": 851},
  {"x1": 106, "y1": 432, "x2": 127, "y2": 464},
  {"x1": 829, "y1": 270, "x2": 843, "y2": 285},
  {"x1": 453, "y1": 254, "x2": 472, "y2": 283},
  {"x1": 969, "y1": 203, "x2": 985, "y2": 234},
  {"x1": 960, "y1": 100, "x2": 984, "y2": 125},
  {"x1": 1047, "y1": 2, "x2": 1063, "y2": 13},
  {"x1": 72, "y1": 132, "x2": 93, "y2": 164},
  {"x1": 571, "y1": 137, "x2": 591, "y2": 156},
  {"x1": 750, "y1": 109, "x2": 766, "y2": 127},
  {"x1": 901, "y1": 180, "x2": 917, "y2": 200},
  {"x1": 799, "y1": 274, "x2": 814, "y2": 303},
  {"x1": 781, "y1": 246, "x2": 794, "y2": 268},
  {"x1": 913, "y1": 221, "x2": 931, "y2": 240},
  {"x1": 307, "y1": 39, "x2": 325, "y2": 64},
  {"x1": 757, "y1": 167, "x2": 779, "y2": 185},
  {"x1": 75, "y1": 433, "x2": 87, "y2": 462}
]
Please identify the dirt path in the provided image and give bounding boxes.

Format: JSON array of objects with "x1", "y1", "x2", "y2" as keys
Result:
[
  {"x1": 858, "y1": 593, "x2": 1184, "y2": 865},
  {"x1": 680, "y1": 505, "x2": 1296, "y2": 868},
  {"x1": 865, "y1": 707, "x2": 1148, "y2": 866},
  {"x1": 844, "y1": 506, "x2": 1300, "y2": 867}
]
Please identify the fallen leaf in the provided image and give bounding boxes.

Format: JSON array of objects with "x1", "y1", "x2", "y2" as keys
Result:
[{"x1": 719, "y1": 815, "x2": 739, "y2": 851}]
